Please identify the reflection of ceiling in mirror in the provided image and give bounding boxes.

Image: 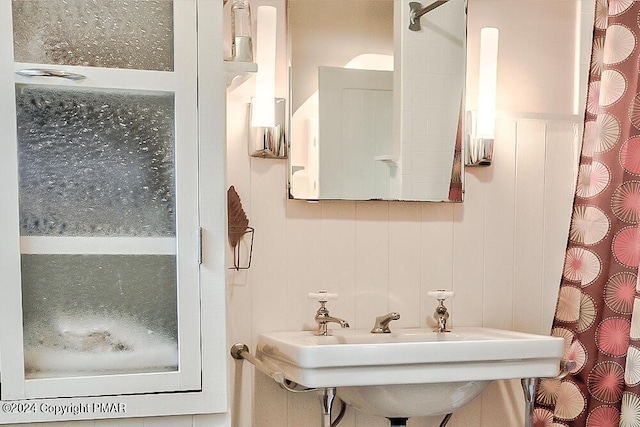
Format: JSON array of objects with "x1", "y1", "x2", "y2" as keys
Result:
[{"x1": 289, "y1": 0, "x2": 393, "y2": 112}]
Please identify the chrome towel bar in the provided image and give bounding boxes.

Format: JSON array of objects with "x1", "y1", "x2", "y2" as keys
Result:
[
  {"x1": 230, "y1": 342, "x2": 316, "y2": 393},
  {"x1": 230, "y1": 342, "x2": 285, "y2": 384}
]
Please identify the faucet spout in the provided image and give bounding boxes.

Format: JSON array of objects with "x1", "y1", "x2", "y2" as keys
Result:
[
  {"x1": 434, "y1": 300, "x2": 450, "y2": 332},
  {"x1": 315, "y1": 314, "x2": 350, "y2": 336},
  {"x1": 313, "y1": 300, "x2": 350, "y2": 336},
  {"x1": 371, "y1": 312, "x2": 401, "y2": 333},
  {"x1": 323, "y1": 316, "x2": 350, "y2": 328}
]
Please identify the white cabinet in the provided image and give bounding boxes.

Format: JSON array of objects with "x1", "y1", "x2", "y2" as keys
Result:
[{"x1": 0, "y1": 0, "x2": 227, "y2": 423}]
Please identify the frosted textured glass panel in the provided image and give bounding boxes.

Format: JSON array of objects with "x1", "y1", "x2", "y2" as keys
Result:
[
  {"x1": 16, "y1": 84, "x2": 176, "y2": 237},
  {"x1": 12, "y1": 0, "x2": 174, "y2": 71},
  {"x1": 21, "y1": 254, "x2": 178, "y2": 378}
]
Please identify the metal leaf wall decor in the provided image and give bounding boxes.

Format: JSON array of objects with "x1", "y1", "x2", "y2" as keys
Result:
[{"x1": 227, "y1": 185, "x2": 249, "y2": 249}]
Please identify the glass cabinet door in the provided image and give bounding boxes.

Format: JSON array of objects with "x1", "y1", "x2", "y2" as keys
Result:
[
  {"x1": 1, "y1": 0, "x2": 201, "y2": 400},
  {"x1": 12, "y1": 0, "x2": 175, "y2": 71}
]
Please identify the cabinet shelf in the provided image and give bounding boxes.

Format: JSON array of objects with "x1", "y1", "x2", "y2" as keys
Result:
[{"x1": 224, "y1": 60, "x2": 257, "y2": 89}]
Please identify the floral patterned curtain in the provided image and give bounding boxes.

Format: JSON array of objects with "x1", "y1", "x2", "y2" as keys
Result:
[{"x1": 534, "y1": 0, "x2": 640, "y2": 425}]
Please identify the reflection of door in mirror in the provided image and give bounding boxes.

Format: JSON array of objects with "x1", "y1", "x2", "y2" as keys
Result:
[
  {"x1": 317, "y1": 66, "x2": 394, "y2": 199},
  {"x1": 288, "y1": 0, "x2": 466, "y2": 202}
]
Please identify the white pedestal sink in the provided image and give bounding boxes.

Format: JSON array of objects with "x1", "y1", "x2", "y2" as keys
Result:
[{"x1": 256, "y1": 327, "x2": 564, "y2": 420}]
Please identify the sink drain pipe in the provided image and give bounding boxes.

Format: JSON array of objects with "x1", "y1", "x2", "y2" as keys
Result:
[
  {"x1": 439, "y1": 413, "x2": 453, "y2": 426},
  {"x1": 319, "y1": 387, "x2": 347, "y2": 427}
]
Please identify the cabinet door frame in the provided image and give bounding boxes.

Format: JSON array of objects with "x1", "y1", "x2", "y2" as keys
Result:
[{"x1": 0, "y1": 0, "x2": 227, "y2": 422}]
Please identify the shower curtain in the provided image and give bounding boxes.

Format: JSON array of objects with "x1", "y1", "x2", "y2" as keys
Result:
[{"x1": 534, "y1": 1, "x2": 640, "y2": 425}]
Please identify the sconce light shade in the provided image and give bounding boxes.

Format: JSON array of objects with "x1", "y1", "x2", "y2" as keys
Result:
[
  {"x1": 250, "y1": 97, "x2": 286, "y2": 158},
  {"x1": 466, "y1": 27, "x2": 499, "y2": 166},
  {"x1": 476, "y1": 27, "x2": 499, "y2": 139},
  {"x1": 251, "y1": 5, "x2": 277, "y2": 128},
  {"x1": 248, "y1": 5, "x2": 287, "y2": 158}
]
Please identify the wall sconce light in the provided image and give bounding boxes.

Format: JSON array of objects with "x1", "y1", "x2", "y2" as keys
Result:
[
  {"x1": 249, "y1": 5, "x2": 286, "y2": 158},
  {"x1": 466, "y1": 27, "x2": 499, "y2": 166}
]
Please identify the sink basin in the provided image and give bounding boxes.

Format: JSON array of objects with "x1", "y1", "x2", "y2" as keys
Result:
[{"x1": 257, "y1": 327, "x2": 564, "y2": 418}]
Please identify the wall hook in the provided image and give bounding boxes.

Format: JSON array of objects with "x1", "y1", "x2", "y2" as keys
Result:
[{"x1": 229, "y1": 226, "x2": 254, "y2": 270}]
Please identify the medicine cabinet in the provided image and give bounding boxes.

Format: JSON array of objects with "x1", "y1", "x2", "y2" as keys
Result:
[
  {"x1": 0, "y1": 0, "x2": 227, "y2": 423},
  {"x1": 288, "y1": 0, "x2": 466, "y2": 201}
]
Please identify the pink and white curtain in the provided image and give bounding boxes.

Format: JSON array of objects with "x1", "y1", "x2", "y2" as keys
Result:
[{"x1": 534, "y1": 0, "x2": 640, "y2": 425}]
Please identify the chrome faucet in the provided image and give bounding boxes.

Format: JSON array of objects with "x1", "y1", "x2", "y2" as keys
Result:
[
  {"x1": 371, "y1": 312, "x2": 400, "y2": 333},
  {"x1": 310, "y1": 292, "x2": 349, "y2": 336},
  {"x1": 428, "y1": 290, "x2": 454, "y2": 332},
  {"x1": 434, "y1": 299, "x2": 450, "y2": 332}
]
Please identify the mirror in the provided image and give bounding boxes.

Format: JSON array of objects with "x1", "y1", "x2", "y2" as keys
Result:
[{"x1": 287, "y1": 0, "x2": 466, "y2": 201}]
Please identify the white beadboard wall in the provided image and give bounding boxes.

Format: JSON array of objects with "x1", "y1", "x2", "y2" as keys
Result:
[{"x1": 226, "y1": 114, "x2": 579, "y2": 427}]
